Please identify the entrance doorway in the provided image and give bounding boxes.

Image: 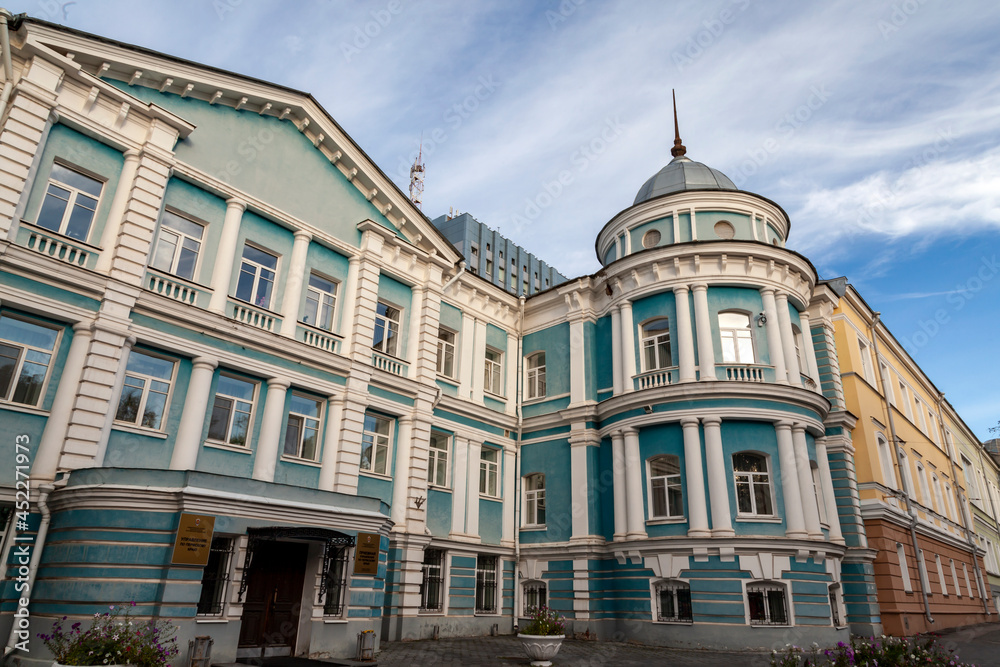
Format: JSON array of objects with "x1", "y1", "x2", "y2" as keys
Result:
[{"x1": 238, "y1": 541, "x2": 308, "y2": 657}]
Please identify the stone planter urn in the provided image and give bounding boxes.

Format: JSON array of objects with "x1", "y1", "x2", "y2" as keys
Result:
[{"x1": 517, "y1": 633, "x2": 565, "y2": 666}]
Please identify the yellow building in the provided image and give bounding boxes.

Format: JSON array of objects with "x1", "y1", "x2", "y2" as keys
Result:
[{"x1": 834, "y1": 285, "x2": 993, "y2": 635}]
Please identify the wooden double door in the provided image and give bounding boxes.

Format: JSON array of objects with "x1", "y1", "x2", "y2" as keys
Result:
[{"x1": 238, "y1": 541, "x2": 308, "y2": 656}]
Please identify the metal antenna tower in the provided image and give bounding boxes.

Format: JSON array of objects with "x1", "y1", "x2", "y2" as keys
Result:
[{"x1": 409, "y1": 137, "x2": 425, "y2": 209}]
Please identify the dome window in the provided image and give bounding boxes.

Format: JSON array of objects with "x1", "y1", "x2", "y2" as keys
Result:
[
  {"x1": 714, "y1": 221, "x2": 735, "y2": 240},
  {"x1": 642, "y1": 229, "x2": 661, "y2": 248}
]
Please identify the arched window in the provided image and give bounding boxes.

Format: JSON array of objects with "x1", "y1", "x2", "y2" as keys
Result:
[
  {"x1": 747, "y1": 581, "x2": 788, "y2": 625},
  {"x1": 733, "y1": 452, "x2": 773, "y2": 516},
  {"x1": 523, "y1": 473, "x2": 546, "y2": 527},
  {"x1": 719, "y1": 312, "x2": 755, "y2": 364},
  {"x1": 792, "y1": 324, "x2": 807, "y2": 374},
  {"x1": 526, "y1": 352, "x2": 546, "y2": 399},
  {"x1": 641, "y1": 318, "x2": 672, "y2": 370},
  {"x1": 654, "y1": 579, "x2": 692, "y2": 622},
  {"x1": 522, "y1": 580, "x2": 547, "y2": 614},
  {"x1": 648, "y1": 455, "x2": 683, "y2": 518}
]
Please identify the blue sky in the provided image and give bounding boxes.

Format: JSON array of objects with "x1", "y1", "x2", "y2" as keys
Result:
[{"x1": 12, "y1": 0, "x2": 1000, "y2": 438}]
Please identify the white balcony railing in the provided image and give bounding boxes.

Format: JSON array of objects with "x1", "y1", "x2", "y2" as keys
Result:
[
  {"x1": 720, "y1": 364, "x2": 770, "y2": 382},
  {"x1": 300, "y1": 325, "x2": 340, "y2": 353},
  {"x1": 372, "y1": 350, "x2": 407, "y2": 377},
  {"x1": 26, "y1": 228, "x2": 90, "y2": 267},
  {"x1": 634, "y1": 367, "x2": 677, "y2": 390},
  {"x1": 230, "y1": 300, "x2": 280, "y2": 332},
  {"x1": 146, "y1": 270, "x2": 206, "y2": 305}
]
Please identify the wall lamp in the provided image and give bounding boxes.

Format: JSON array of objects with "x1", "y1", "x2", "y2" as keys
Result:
[
  {"x1": 755, "y1": 312, "x2": 767, "y2": 327},
  {"x1": 643, "y1": 405, "x2": 654, "y2": 414}
]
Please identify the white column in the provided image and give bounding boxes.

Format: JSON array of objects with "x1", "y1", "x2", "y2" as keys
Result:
[
  {"x1": 702, "y1": 417, "x2": 733, "y2": 536},
  {"x1": 760, "y1": 289, "x2": 788, "y2": 385},
  {"x1": 407, "y1": 286, "x2": 425, "y2": 366},
  {"x1": 673, "y1": 286, "x2": 696, "y2": 383},
  {"x1": 623, "y1": 428, "x2": 646, "y2": 539},
  {"x1": 611, "y1": 430, "x2": 627, "y2": 541},
  {"x1": 691, "y1": 284, "x2": 717, "y2": 381},
  {"x1": 471, "y1": 319, "x2": 487, "y2": 403},
  {"x1": 458, "y1": 313, "x2": 476, "y2": 399},
  {"x1": 466, "y1": 440, "x2": 482, "y2": 539},
  {"x1": 569, "y1": 318, "x2": 586, "y2": 405},
  {"x1": 278, "y1": 230, "x2": 312, "y2": 337},
  {"x1": 33, "y1": 322, "x2": 93, "y2": 481},
  {"x1": 339, "y1": 255, "x2": 360, "y2": 353},
  {"x1": 208, "y1": 198, "x2": 247, "y2": 314},
  {"x1": 619, "y1": 300, "x2": 637, "y2": 392},
  {"x1": 450, "y1": 436, "x2": 469, "y2": 537},
  {"x1": 611, "y1": 306, "x2": 623, "y2": 395},
  {"x1": 169, "y1": 357, "x2": 219, "y2": 470},
  {"x1": 793, "y1": 424, "x2": 823, "y2": 539},
  {"x1": 775, "y1": 421, "x2": 807, "y2": 538},
  {"x1": 502, "y1": 447, "x2": 516, "y2": 546},
  {"x1": 799, "y1": 312, "x2": 820, "y2": 380},
  {"x1": 505, "y1": 330, "x2": 518, "y2": 414},
  {"x1": 318, "y1": 396, "x2": 344, "y2": 491},
  {"x1": 776, "y1": 293, "x2": 802, "y2": 386},
  {"x1": 391, "y1": 417, "x2": 414, "y2": 531},
  {"x1": 815, "y1": 437, "x2": 844, "y2": 544},
  {"x1": 681, "y1": 417, "x2": 710, "y2": 537},
  {"x1": 94, "y1": 336, "x2": 136, "y2": 467},
  {"x1": 570, "y1": 438, "x2": 590, "y2": 540},
  {"x1": 251, "y1": 378, "x2": 291, "y2": 482},
  {"x1": 95, "y1": 149, "x2": 141, "y2": 273}
]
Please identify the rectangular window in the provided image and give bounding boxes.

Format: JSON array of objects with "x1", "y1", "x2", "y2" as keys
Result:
[
  {"x1": 499, "y1": 264, "x2": 505, "y2": 283},
  {"x1": 656, "y1": 581, "x2": 692, "y2": 622},
  {"x1": 361, "y1": 413, "x2": 392, "y2": 475},
  {"x1": 963, "y1": 562, "x2": 973, "y2": 597},
  {"x1": 523, "y1": 582, "x2": 547, "y2": 614},
  {"x1": 436, "y1": 328, "x2": 456, "y2": 378},
  {"x1": 150, "y1": 210, "x2": 204, "y2": 281},
  {"x1": 747, "y1": 584, "x2": 788, "y2": 625},
  {"x1": 196, "y1": 536, "x2": 234, "y2": 615},
  {"x1": 323, "y1": 545, "x2": 350, "y2": 616},
  {"x1": 0, "y1": 314, "x2": 60, "y2": 407},
  {"x1": 484, "y1": 348, "x2": 503, "y2": 395},
  {"x1": 303, "y1": 274, "x2": 338, "y2": 331},
  {"x1": 881, "y1": 363, "x2": 895, "y2": 404},
  {"x1": 283, "y1": 393, "x2": 322, "y2": 460},
  {"x1": 475, "y1": 554, "x2": 498, "y2": 614},
  {"x1": 719, "y1": 312, "x2": 755, "y2": 364},
  {"x1": 936, "y1": 554, "x2": 949, "y2": 595},
  {"x1": 898, "y1": 543, "x2": 913, "y2": 592},
  {"x1": 115, "y1": 351, "x2": 174, "y2": 430},
  {"x1": 428, "y1": 432, "x2": 449, "y2": 487},
  {"x1": 485, "y1": 259, "x2": 492, "y2": 277},
  {"x1": 649, "y1": 456, "x2": 683, "y2": 518},
  {"x1": 526, "y1": 352, "x2": 546, "y2": 399},
  {"x1": 951, "y1": 559, "x2": 962, "y2": 597},
  {"x1": 524, "y1": 473, "x2": 545, "y2": 526},
  {"x1": 480, "y1": 447, "x2": 499, "y2": 497},
  {"x1": 534, "y1": 272, "x2": 539, "y2": 290},
  {"x1": 373, "y1": 302, "x2": 401, "y2": 357},
  {"x1": 36, "y1": 163, "x2": 103, "y2": 242},
  {"x1": 523, "y1": 279, "x2": 529, "y2": 294},
  {"x1": 829, "y1": 586, "x2": 841, "y2": 626},
  {"x1": 858, "y1": 339, "x2": 875, "y2": 384},
  {"x1": 915, "y1": 397, "x2": 927, "y2": 432},
  {"x1": 419, "y1": 549, "x2": 445, "y2": 612},
  {"x1": 234, "y1": 244, "x2": 278, "y2": 309},
  {"x1": 898, "y1": 381, "x2": 913, "y2": 419},
  {"x1": 207, "y1": 374, "x2": 256, "y2": 447}
]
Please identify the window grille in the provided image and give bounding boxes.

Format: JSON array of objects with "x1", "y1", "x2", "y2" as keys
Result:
[
  {"x1": 523, "y1": 582, "x2": 547, "y2": 614},
  {"x1": 197, "y1": 537, "x2": 234, "y2": 615},
  {"x1": 655, "y1": 581, "x2": 692, "y2": 622},
  {"x1": 475, "y1": 555, "x2": 498, "y2": 614},
  {"x1": 419, "y1": 549, "x2": 445, "y2": 612},
  {"x1": 747, "y1": 584, "x2": 788, "y2": 625},
  {"x1": 323, "y1": 545, "x2": 350, "y2": 616}
]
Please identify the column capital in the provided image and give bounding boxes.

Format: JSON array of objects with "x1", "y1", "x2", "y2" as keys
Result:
[
  {"x1": 398, "y1": 415, "x2": 415, "y2": 427},
  {"x1": 293, "y1": 229, "x2": 313, "y2": 242},
  {"x1": 691, "y1": 283, "x2": 708, "y2": 293},
  {"x1": 774, "y1": 292, "x2": 790, "y2": 304},
  {"x1": 759, "y1": 287, "x2": 775, "y2": 296},
  {"x1": 619, "y1": 299, "x2": 633, "y2": 310},
  {"x1": 123, "y1": 148, "x2": 142, "y2": 162},
  {"x1": 610, "y1": 429, "x2": 625, "y2": 442},
  {"x1": 326, "y1": 394, "x2": 345, "y2": 407},
  {"x1": 192, "y1": 356, "x2": 219, "y2": 370},
  {"x1": 672, "y1": 285, "x2": 690, "y2": 295},
  {"x1": 267, "y1": 377, "x2": 292, "y2": 390},
  {"x1": 701, "y1": 416, "x2": 722, "y2": 427},
  {"x1": 623, "y1": 426, "x2": 639, "y2": 437},
  {"x1": 775, "y1": 420, "x2": 794, "y2": 430},
  {"x1": 791, "y1": 423, "x2": 808, "y2": 435},
  {"x1": 226, "y1": 197, "x2": 247, "y2": 211},
  {"x1": 72, "y1": 321, "x2": 94, "y2": 334},
  {"x1": 680, "y1": 416, "x2": 701, "y2": 427}
]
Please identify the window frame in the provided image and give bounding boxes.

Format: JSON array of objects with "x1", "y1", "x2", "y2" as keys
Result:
[
  {"x1": 653, "y1": 578, "x2": 693, "y2": 624},
  {"x1": 322, "y1": 544, "x2": 351, "y2": 617},
  {"x1": 419, "y1": 548, "x2": 446, "y2": 613},
  {"x1": 718, "y1": 311, "x2": 756, "y2": 364},
  {"x1": 732, "y1": 451, "x2": 775, "y2": 518},
  {"x1": 523, "y1": 473, "x2": 546, "y2": 527},
  {"x1": 647, "y1": 454, "x2": 684, "y2": 520},
  {"x1": 746, "y1": 581, "x2": 790, "y2": 626},
  {"x1": 234, "y1": 243, "x2": 279, "y2": 310},
  {"x1": 113, "y1": 349, "x2": 177, "y2": 432},
  {"x1": 522, "y1": 580, "x2": 547, "y2": 615},
  {"x1": 373, "y1": 301, "x2": 402, "y2": 358},
  {"x1": 196, "y1": 535, "x2": 235, "y2": 616},
  {"x1": 428, "y1": 431, "x2": 450, "y2": 488},
  {"x1": 35, "y1": 161, "x2": 105, "y2": 243},
  {"x1": 360, "y1": 412, "x2": 393, "y2": 476},
  {"x1": 475, "y1": 554, "x2": 499, "y2": 615},
  {"x1": 525, "y1": 351, "x2": 546, "y2": 400},
  {"x1": 858, "y1": 338, "x2": 875, "y2": 384},
  {"x1": 480, "y1": 447, "x2": 500, "y2": 498},
  {"x1": 206, "y1": 373, "x2": 258, "y2": 448},
  {"x1": 302, "y1": 273, "x2": 339, "y2": 332},
  {"x1": 877, "y1": 434, "x2": 897, "y2": 490},
  {"x1": 640, "y1": 317, "x2": 672, "y2": 371},
  {"x1": 0, "y1": 313, "x2": 62, "y2": 408},
  {"x1": 150, "y1": 208, "x2": 206, "y2": 282},
  {"x1": 282, "y1": 392, "x2": 324, "y2": 461},
  {"x1": 484, "y1": 347, "x2": 503, "y2": 396},
  {"x1": 436, "y1": 327, "x2": 457, "y2": 379}
]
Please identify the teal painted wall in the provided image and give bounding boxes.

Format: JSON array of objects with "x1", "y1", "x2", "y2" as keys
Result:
[
  {"x1": 721, "y1": 420, "x2": 787, "y2": 536},
  {"x1": 696, "y1": 211, "x2": 752, "y2": 241},
  {"x1": 485, "y1": 323, "x2": 508, "y2": 351},
  {"x1": 426, "y1": 489, "x2": 452, "y2": 536},
  {"x1": 628, "y1": 216, "x2": 673, "y2": 249},
  {"x1": 706, "y1": 286, "x2": 770, "y2": 365},
  {"x1": 438, "y1": 301, "x2": 463, "y2": 330},
  {"x1": 523, "y1": 322, "x2": 569, "y2": 400},
  {"x1": 519, "y1": 439, "x2": 572, "y2": 543},
  {"x1": 637, "y1": 422, "x2": 691, "y2": 537},
  {"x1": 231, "y1": 209, "x2": 294, "y2": 310},
  {"x1": 161, "y1": 177, "x2": 228, "y2": 283},
  {"x1": 304, "y1": 242, "x2": 351, "y2": 332},
  {"x1": 678, "y1": 212, "x2": 692, "y2": 242},
  {"x1": 595, "y1": 315, "x2": 613, "y2": 393},
  {"x1": 480, "y1": 498, "x2": 502, "y2": 544},
  {"x1": 766, "y1": 223, "x2": 783, "y2": 244},
  {"x1": 583, "y1": 320, "x2": 597, "y2": 401},
  {"x1": 631, "y1": 290, "x2": 678, "y2": 372},
  {"x1": 377, "y1": 272, "x2": 413, "y2": 357}
]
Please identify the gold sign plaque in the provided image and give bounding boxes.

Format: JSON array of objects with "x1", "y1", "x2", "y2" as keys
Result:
[
  {"x1": 170, "y1": 513, "x2": 216, "y2": 566},
  {"x1": 353, "y1": 532, "x2": 381, "y2": 576}
]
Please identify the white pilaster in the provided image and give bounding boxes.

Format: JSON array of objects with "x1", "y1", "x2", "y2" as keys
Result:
[
  {"x1": 502, "y1": 447, "x2": 516, "y2": 546},
  {"x1": 799, "y1": 311, "x2": 821, "y2": 387},
  {"x1": 815, "y1": 437, "x2": 844, "y2": 544},
  {"x1": 472, "y1": 319, "x2": 487, "y2": 403},
  {"x1": 569, "y1": 437, "x2": 590, "y2": 540},
  {"x1": 95, "y1": 149, "x2": 141, "y2": 273},
  {"x1": 407, "y1": 286, "x2": 425, "y2": 366},
  {"x1": 458, "y1": 312, "x2": 476, "y2": 400},
  {"x1": 251, "y1": 378, "x2": 291, "y2": 482},
  {"x1": 33, "y1": 322, "x2": 93, "y2": 481},
  {"x1": 169, "y1": 357, "x2": 219, "y2": 470},
  {"x1": 391, "y1": 417, "x2": 414, "y2": 531},
  {"x1": 691, "y1": 284, "x2": 717, "y2": 381},
  {"x1": 278, "y1": 230, "x2": 312, "y2": 337},
  {"x1": 569, "y1": 318, "x2": 586, "y2": 405},
  {"x1": 673, "y1": 286, "x2": 696, "y2": 383},
  {"x1": 702, "y1": 417, "x2": 733, "y2": 536},
  {"x1": 466, "y1": 440, "x2": 482, "y2": 539},
  {"x1": 505, "y1": 330, "x2": 518, "y2": 414},
  {"x1": 681, "y1": 417, "x2": 710, "y2": 537},
  {"x1": 775, "y1": 421, "x2": 807, "y2": 538},
  {"x1": 611, "y1": 430, "x2": 627, "y2": 541},
  {"x1": 208, "y1": 198, "x2": 246, "y2": 314},
  {"x1": 450, "y1": 436, "x2": 469, "y2": 537},
  {"x1": 776, "y1": 292, "x2": 802, "y2": 386},
  {"x1": 760, "y1": 288, "x2": 788, "y2": 385},
  {"x1": 623, "y1": 427, "x2": 646, "y2": 539},
  {"x1": 317, "y1": 396, "x2": 344, "y2": 491},
  {"x1": 619, "y1": 300, "x2": 637, "y2": 391},
  {"x1": 94, "y1": 335, "x2": 136, "y2": 468},
  {"x1": 793, "y1": 424, "x2": 823, "y2": 539},
  {"x1": 339, "y1": 255, "x2": 360, "y2": 353},
  {"x1": 611, "y1": 306, "x2": 623, "y2": 395}
]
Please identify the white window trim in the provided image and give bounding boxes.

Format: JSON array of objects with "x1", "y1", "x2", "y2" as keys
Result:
[
  {"x1": 114, "y1": 349, "x2": 177, "y2": 432},
  {"x1": 523, "y1": 473, "x2": 545, "y2": 528},
  {"x1": 235, "y1": 242, "x2": 280, "y2": 311},
  {"x1": 36, "y1": 161, "x2": 105, "y2": 242},
  {"x1": 898, "y1": 542, "x2": 913, "y2": 592},
  {"x1": 302, "y1": 272, "x2": 340, "y2": 332},
  {"x1": 196, "y1": 535, "x2": 236, "y2": 618},
  {"x1": 521, "y1": 579, "x2": 547, "y2": 615},
  {"x1": 733, "y1": 451, "x2": 777, "y2": 519},
  {"x1": 283, "y1": 393, "x2": 324, "y2": 461},
  {"x1": 419, "y1": 548, "x2": 447, "y2": 614},
  {"x1": 525, "y1": 351, "x2": 546, "y2": 400},
  {"x1": 647, "y1": 455, "x2": 684, "y2": 520},
  {"x1": 428, "y1": 431, "x2": 450, "y2": 489},
  {"x1": 744, "y1": 580, "x2": 792, "y2": 627},
  {"x1": 0, "y1": 313, "x2": 63, "y2": 408},
  {"x1": 484, "y1": 346, "x2": 504, "y2": 397},
  {"x1": 151, "y1": 208, "x2": 206, "y2": 282},
  {"x1": 650, "y1": 578, "x2": 693, "y2": 624},
  {"x1": 360, "y1": 412, "x2": 394, "y2": 477},
  {"x1": 373, "y1": 301, "x2": 403, "y2": 358},
  {"x1": 206, "y1": 374, "x2": 258, "y2": 448},
  {"x1": 640, "y1": 318, "x2": 672, "y2": 372},
  {"x1": 436, "y1": 327, "x2": 458, "y2": 379},
  {"x1": 474, "y1": 554, "x2": 500, "y2": 616},
  {"x1": 480, "y1": 447, "x2": 500, "y2": 498},
  {"x1": 718, "y1": 311, "x2": 756, "y2": 365}
]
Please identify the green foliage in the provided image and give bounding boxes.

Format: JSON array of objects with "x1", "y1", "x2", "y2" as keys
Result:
[
  {"x1": 769, "y1": 635, "x2": 975, "y2": 667},
  {"x1": 520, "y1": 606, "x2": 566, "y2": 636},
  {"x1": 37, "y1": 603, "x2": 179, "y2": 667}
]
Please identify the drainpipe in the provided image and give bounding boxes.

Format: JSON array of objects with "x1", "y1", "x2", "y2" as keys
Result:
[
  {"x1": 512, "y1": 295, "x2": 525, "y2": 632},
  {"x1": 0, "y1": 9, "x2": 15, "y2": 124},
  {"x1": 441, "y1": 262, "x2": 466, "y2": 294},
  {"x1": 4, "y1": 484, "x2": 53, "y2": 658},
  {"x1": 869, "y1": 313, "x2": 934, "y2": 625}
]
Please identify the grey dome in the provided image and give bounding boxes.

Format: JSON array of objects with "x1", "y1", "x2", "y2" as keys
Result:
[{"x1": 633, "y1": 155, "x2": 737, "y2": 205}]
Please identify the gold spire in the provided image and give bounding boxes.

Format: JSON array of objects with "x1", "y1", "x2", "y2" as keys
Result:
[{"x1": 671, "y1": 89, "x2": 686, "y2": 158}]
